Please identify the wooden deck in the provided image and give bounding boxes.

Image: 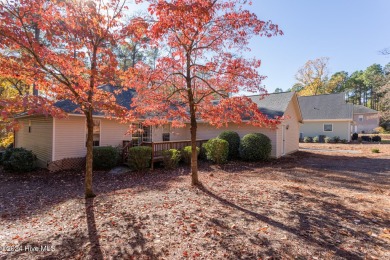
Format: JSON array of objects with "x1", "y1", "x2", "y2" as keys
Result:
[{"x1": 122, "y1": 139, "x2": 208, "y2": 169}]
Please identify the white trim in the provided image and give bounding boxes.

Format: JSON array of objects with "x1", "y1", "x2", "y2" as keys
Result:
[
  {"x1": 323, "y1": 123, "x2": 333, "y2": 132},
  {"x1": 68, "y1": 113, "x2": 106, "y2": 118},
  {"x1": 52, "y1": 117, "x2": 56, "y2": 161},
  {"x1": 84, "y1": 119, "x2": 102, "y2": 147},
  {"x1": 347, "y1": 121, "x2": 351, "y2": 142},
  {"x1": 304, "y1": 119, "x2": 352, "y2": 122},
  {"x1": 98, "y1": 119, "x2": 102, "y2": 146},
  {"x1": 84, "y1": 118, "x2": 86, "y2": 147}
]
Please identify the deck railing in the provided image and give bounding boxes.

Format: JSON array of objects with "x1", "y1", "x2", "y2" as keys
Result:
[{"x1": 122, "y1": 139, "x2": 208, "y2": 169}]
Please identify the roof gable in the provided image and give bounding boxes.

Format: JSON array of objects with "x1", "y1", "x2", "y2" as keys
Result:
[
  {"x1": 298, "y1": 93, "x2": 353, "y2": 120},
  {"x1": 353, "y1": 105, "x2": 378, "y2": 114},
  {"x1": 247, "y1": 92, "x2": 296, "y2": 119}
]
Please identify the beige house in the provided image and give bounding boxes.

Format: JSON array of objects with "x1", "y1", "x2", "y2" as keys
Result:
[
  {"x1": 352, "y1": 105, "x2": 380, "y2": 134},
  {"x1": 14, "y1": 87, "x2": 302, "y2": 169},
  {"x1": 298, "y1": 93, "x2": 354, "y2": 141}
]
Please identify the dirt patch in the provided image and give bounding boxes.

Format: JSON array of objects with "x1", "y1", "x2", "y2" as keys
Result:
[{"x1": 0, "y1": 151, "x2": 389, "y2": 259}]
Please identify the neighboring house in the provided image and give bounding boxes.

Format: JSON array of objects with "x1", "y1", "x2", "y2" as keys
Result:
[
  {"x1": 14, "y1": 87, "x2": 302, "y2": 170},
  {"x1": 352, "y1": 105, "x2": 380, "y2": 134},
  {"x1": 298, "y1": 93, "x2": 354, "y2": 141}
]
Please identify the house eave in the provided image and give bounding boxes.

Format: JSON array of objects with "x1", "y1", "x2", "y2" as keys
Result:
[{"x1": 302, "y1": 119, "x2": 353, "y2": 122}]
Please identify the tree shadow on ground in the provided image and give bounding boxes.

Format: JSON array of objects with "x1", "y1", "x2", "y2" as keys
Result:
[
  {"x1": 3, "y1": 198, "x2": 162, "y2": 259},
  {"x1": 0, "y1": 166, "x2": 188, "y2": 220},
  {"x1": 198, "y1": 184, "x2": 389, "y2": 260},
  {"x1": 211, "y1": 151, "x2": 390, "y2": 191},
  {"x1": 85, "y1": 197, "x2": 103, "y2": 260}
]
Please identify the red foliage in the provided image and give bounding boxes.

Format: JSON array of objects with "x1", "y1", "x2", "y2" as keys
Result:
[
  {"x1": 129, "y1": 0, "x2": 283, "y2": 182},
  {"x1": 131, "y1": 0, "x2": 283, "y2": 128},
  {"x1": 0, "y1": 0, "x2": 141, "y2": 121}
]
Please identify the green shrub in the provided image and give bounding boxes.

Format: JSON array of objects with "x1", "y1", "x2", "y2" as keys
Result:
[
  {"x1": 2, "y1": 147, "x2": 37, "y2": 172},
  {"x1": 239, "y1": 133, "x2": 272, "y2": 161},
  {"x1": 218, "y1": 131, "x2": 240, "y2": 159},
  {"x1": 202, "y1": 138, "x2": 229, "y2": 164},
  {"x1": 162, "y1": 149, "x2": 181, "y2": 169},
  {"x1": 312, "y1": 136, "x2": 319, "y2": 143},
  {"x1": 372, "y1": 135, "x2": 381, "y2": 142},
  {"x1": 199, "y1": 145, "x2": 207, "y2": 161},
  {"x1": 341, "y1": 139, "x2": 348, "y2": 144},
  {"x1": 333, "y1": 136, "x2": 340, "y2": 143},
  {"x1": 324, "y1": 137, "x2": 332, "y2": 143},
  {"x1": 93, "y1": 146, "x2": 119, "y2": 170},
  {"x1": 182, "y1": 146, "x2": 200, "y2": 164},
  {"x1": 371, "y1": 148, "x2": 380, "y2": 153},
  {"x1": 127, "y1": 146, "x2": 152, "y2": 171},
  {"x1": 303, "y1": 136, "x2": 312, "y2": 143}
]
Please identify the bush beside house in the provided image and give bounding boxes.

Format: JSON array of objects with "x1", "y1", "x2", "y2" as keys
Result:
[
  {"x1": 162, "y1": 149, "x2": 181, "y2": 169},
  {"x1": 239, "y1": 133, "x2": 271, "y2": 161},
  {"x1": 218, "y1": 131, "x2": 240, "y2": 159},
  {"x1": 182, "y1": 146, "x2": 200, "y2": 164},
  {"x1": 127, "y1": 146, "x2": 152, "y2": 171},
  {"x1": 2, "y1": 147, "x2": 37, "y2": 172},
  {"x1": 202, "y1": 138, "x2": 229, "y2": 164},
  {"x1": 93, "y1": 146, "x2": 119, "y2": 170}
]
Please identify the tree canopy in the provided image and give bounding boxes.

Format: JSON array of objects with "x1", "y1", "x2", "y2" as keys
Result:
[
  {"x1": 0, "y1": 0, "x2": 143, "y2": 197},
  {"x1": 130, "y1": 0, "x2": 282, "y2": 184}
]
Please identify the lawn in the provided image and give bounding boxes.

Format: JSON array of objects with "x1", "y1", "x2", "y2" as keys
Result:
[{"x1": 0, "y1": 147, "x2": 389, "y2": 259}]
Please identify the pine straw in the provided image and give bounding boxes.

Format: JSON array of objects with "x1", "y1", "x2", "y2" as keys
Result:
[{"x1": 1, "y1": 148, "x2": 389, "y2": 259}]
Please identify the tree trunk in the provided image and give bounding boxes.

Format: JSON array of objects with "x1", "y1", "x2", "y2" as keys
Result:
[
  {"x1": 190, "y1": 110, "x2": 199, "y2": 185},
  {"x1": 85, "y1": 110, "x2": 95, "y2": 198},
  {"x1": 185, "y1": 50, "x2": 200, "y2": 186}
]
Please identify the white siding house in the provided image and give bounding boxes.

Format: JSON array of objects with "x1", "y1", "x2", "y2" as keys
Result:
[
  {"x1": 14, "y1": 88, "x2": 302, "y2": 169},
  {"x1": 298, "y1": 93, "x2": 354, "y2": 141}
]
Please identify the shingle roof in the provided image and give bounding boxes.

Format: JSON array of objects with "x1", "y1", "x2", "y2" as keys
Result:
[
  {"x1": 298, "y1": 93, "x2": 353, "y2": 120},
  {"x1": 54, "y1": 86, "x2": 296, "y2": 119},
  {"x1": 353, "y1": 105, "x2": 378, "y2": 114},
  {"x1": 54, "y1": 84, "x2": 135, "y2": 115},
  {"x1": 247, "y1": 92, "x2": 295, "y2": 118}
]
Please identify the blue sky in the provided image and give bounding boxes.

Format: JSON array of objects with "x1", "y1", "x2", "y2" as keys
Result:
[{"x1": 248, "y1": 0, "x2": 390, "y2": 93}]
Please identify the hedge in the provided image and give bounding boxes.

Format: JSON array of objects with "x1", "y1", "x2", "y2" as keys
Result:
[
  {"x1": 2, "y1": 147, "x2": 37, "y2": 172},
  {"x1": 93, "y1": 146, "x2": 119, "y2": 170},
  {"x1": 182, "y1": 146, "x2": 200, "y2": 164},
  {"x1": 218, "y1": 131, "x2": 240, "y2": 159},
  {"x1": 162, "y1": 149, "x2": 181, "y2": 169},
  {"x1": 202, "y1": 138, "x2": 229, "y2": 164},
  {"x1": 239, "y1": 133, "x2": 271, "y2": 161},
  {"x1": 127, "y1": 146, "x2": 152, "y2": 171}
]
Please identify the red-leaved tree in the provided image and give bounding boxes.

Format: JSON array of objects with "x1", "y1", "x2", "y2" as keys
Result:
[
  {"x1": 131, "y1": 0, "x2": 283, "y2": 185},
  {"x1": 0, "y1": 0, "x2": 143, "y2": 197}
]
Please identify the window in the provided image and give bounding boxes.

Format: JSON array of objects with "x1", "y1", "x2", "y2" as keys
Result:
[
  {"x1": 131, "y1": 123, "x2": 152, "y2": 145},
  {"x1": 323, "y1": 124, "x2": 333, "y2": 132},
  {"x1": 162, "y1": 124, "x2": 170, "y2": 142},
  {"x1": 86, "y1": 119, "x2": 100, "y2": 146},
  {"x1": 358, "y1": 115, "x2": 363, "y2": 122},
  {"x1": 162, "y1": 133, "x2": 170, "y2": 141},
  {"x1": 142, "y1": 125, "x2": 152, "y2": 142}
]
